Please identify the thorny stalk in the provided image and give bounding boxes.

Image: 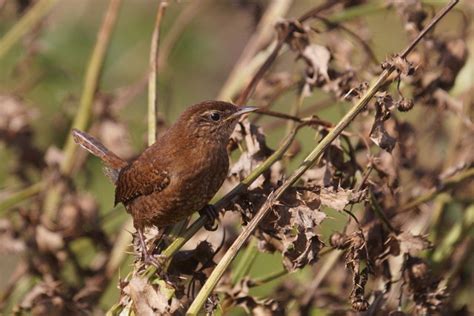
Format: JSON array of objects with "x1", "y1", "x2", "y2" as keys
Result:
[{"x1": 187, "y1": 1, "x2": 459, "y2": 313}]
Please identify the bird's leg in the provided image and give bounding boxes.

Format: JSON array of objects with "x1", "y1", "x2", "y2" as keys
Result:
[
  {"x1": 199, "y1": 204, "x2": 219, "y2": 231},
  {"x1": 137, "y1": 228, "x2": 160, "y2": 267}
]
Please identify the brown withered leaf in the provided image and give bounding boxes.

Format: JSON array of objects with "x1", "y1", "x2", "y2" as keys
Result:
[
  {"x1": 319, "y1": 187, "x2": 366, "y2": 211},
  {"x1": 0, "y1": 219, "x2": 25, "y2": 254},
  {"x1": 228, "y1": 121, "x2": 281, "y2": 190},
  {"x1": 245, "y1": 189, "x2": 325, "y2": 271},
  {"x1": 128, "y1": 276, "x2": 181, "y2": 316},
  {"x1": 403, "y1": 256, "x2": 448, "y2": 315},
  {"x1": 382, "y1": 54, "x2": 415, "y2": 76},
  {"x1": 225, "y1": 277, "x2": 284, "y2": 315},
  {"x1": 370, "y1": 103, "x2": 397, "y2": 152},
  {"x1": 281, "y1": 200, "x2": 326, "y2": 271},
  {"x1": 17, "y1": 280, "x2": 85, "y2": 315},
  {"x1": 302, "y1": 44, "x2": 331, "y2": 81},
  {"x1": 300, "y1": 165, "x2": 333, "y2": 188},
  {"x1": 35, "y1": 225, "x2": 64, "y2": 253},
  {"x1": 168, "y1": 240, "x2": 216, "y2": 276},
  {"x1": 44, "y1": 146, "x2": 64, "y2": 167},
  {"x1": 0, "y1": 94, "x2": 37, "y2": 135},
  {"x1": 276, "y1": 19, "x2": 310, "y2": 51},
  {"x1": 57, "y1": 192, "x2": 99, "y2": 239},
  {"x1": 397, "y1": 231, "x2": 432, "y2": 255}
]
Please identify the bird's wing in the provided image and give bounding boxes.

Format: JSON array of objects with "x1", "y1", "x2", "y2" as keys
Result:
[{"x1": 114, "y1": 160, "x2": 170, "y2": 206}]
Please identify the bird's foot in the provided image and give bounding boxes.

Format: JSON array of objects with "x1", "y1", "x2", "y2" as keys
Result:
[
  {"x1": 137, "y1": 228, "x2": 160, "y2": 268},
  {"x1": 199, "y1": 204, "x2": 219, "y2": 231},
  {"x1": 142, "y1": 250, "x2": 161, "y2": 268}
]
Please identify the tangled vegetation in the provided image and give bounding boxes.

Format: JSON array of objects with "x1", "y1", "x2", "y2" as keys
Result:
[{"x1": 0, "y1": 0, "x2": 472, "y2": 315}]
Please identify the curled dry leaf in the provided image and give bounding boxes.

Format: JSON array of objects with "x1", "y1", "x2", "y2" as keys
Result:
[
  {"x1": 0, "y1": 94, "x2": 37, "y2": 136},
  {"x1": 397, "y1": 231, "x2": 432, "y2": 255},
  {"x1": 225, "y1": 277, "x2": 284, "y2": 315},
  {"x1": 301, "y1": 44, "x2": 331, "y2": 95},
  {"x1": 128, "y1": 276, "x2": 181, "y2": 316},
  {"x1": 0, "y1": 219, "x2": 25, "y2": 254},
  {"x1": 319, "y1": 186, "x2": 366, "y2": 211},
  {"x1": 281, "y1": 203, "x2": 325, "y2": 271},
  {"x1": 168, "y1": 240, "x2": 216, "y2": 276},
  {"x1": 228, "y1": 120, "x2": 282, "y2": 190},
  {"x1": 403, "y1": 256, "x2": 448, "y2": 315},
  {"x1": 382, "y1": 54, "x2": 415, "y2": 77},
  {"x1": 17, "y1": 280, "x2": 83, "y2": 315},
  {"x1": 254, "y1": 189, "x2": 326, "y2": 271},
  {"x1": 44, "y1": 146, "x2": 64, "y2": 167},
  {"x1": 35, "y1": 225, "x2": 64, "y2": 253},
  {"x1": 57, "y1": 192, "x2": 99, "y2": 239},
  {"x1": 370, "y1": 102, "x2": 397, "y2": 153}
]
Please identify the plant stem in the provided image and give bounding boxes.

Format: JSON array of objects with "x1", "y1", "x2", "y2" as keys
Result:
[
  {"x1": 186, "y1": 2, "x2": 459, "y2": 313},
  {"x1": 148, "y1": 1, "x2": 167, "y2": 145},
  {"x1": 61, "y1": 0, "x2": 122, "y2": 175},
  {"x1": 42, "y1": 0, "x2": 121, "y2": 223},
  {"x1": 0, "y1": 181, "x2": 44, "y2": 215},
  {"x1": 398, "y1": 167, "x2": 474, "y2": 214},
  {"x1": 0, "y1": 0, "x2": 59, "y2": 60},
  {"x1": 231, "y1": 238, "x2": 258, "y2": 285},
  {"x1": 252, "y1": 268, "x2": 288, "y2": 286}
]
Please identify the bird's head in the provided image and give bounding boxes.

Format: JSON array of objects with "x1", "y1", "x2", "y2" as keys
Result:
[{"x1": 176, "y1": 101, "x2": 257, "y2": 144}]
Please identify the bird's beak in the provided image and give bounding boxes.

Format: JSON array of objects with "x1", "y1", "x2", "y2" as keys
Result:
[{"x1": 226, "y1": 106, "x2": 258, "y2": 121}]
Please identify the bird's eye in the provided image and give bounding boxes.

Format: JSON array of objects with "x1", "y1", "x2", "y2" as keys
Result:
[{"x1": 209, "y1": 112, "x2": 221, "y2": 121}]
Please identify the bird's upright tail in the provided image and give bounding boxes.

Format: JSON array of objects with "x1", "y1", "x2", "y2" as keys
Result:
[{"x1": 72, "y1": 128, "x2": 128, "y2": 183}]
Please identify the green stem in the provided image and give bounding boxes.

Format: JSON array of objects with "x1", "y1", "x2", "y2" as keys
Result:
[
  {"x1": 252, "y1": 268, "x2": 287, "y2": 287},
  {"x1": 329, "y1": 2, "x2": 386, "y2": 23},
  {"x1": 43, "y1": 0, "x2": 122, "y2": 223},
  {"x1": 399, "y1": 167, "x2": 474, "y2": 213},
  {"x1": 0, "y1": 0, "x2": 59, "y2": 60},
  {"x1": 61, "y1": 0, "x2": 122, "y2": 175},
  {"x1": 0, "y1": 181, "x2": 44, "y2": 215},
  {"x1": 147, "y1": 2, "x2": 167, "y2": 145},
  {"x1": 432, "y1": 204, "x2": 474, "y2": 263},
  {"x1": 186, "y1": 2, "x2": 458, "y2": 313},
  {"x1": 231, "y1": 238, "x2": 258, "y2": 285}
]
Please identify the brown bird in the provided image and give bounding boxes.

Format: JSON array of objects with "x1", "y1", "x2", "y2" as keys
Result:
[{"x1": 72, "y1": 100, "x2": 256, "y2": 262}]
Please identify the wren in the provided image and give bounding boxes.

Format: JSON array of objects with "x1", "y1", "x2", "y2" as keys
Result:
[{"x1": 72, "y1": 101, "x2": 256, "y2": 262}]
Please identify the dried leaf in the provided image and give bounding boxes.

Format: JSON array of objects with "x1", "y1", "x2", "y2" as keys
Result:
[
  {"x1": 36, "y1": 226, "x2": 64, "y2": 253},
  {"x1": 0, "y1": 94, "x2": 37, "y2": 135},
  {"x1": 301, "y1": 44, "x2": 331, "y2": 81},
  {"x1": 226, "y1": 278, "x2": 284, "y2": 315},
  {"x1": 0, "y1": 219, "x2": 25, "y2": 254},
  {"x1": 128, "y1": 276, "x2": 180, "y2": 316},
  {"x1": 319, "y1": 187, "x2": 365, "y2": 211},
  {"x1": 397, "y1": 232, "x2": 432, "y2": 255},
  {"x1": 370, "y1": 103, "x2": 397, "y2": 152},
  {"x1": 281, "y1": 203, "x2": 325, "y2": 271}
]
